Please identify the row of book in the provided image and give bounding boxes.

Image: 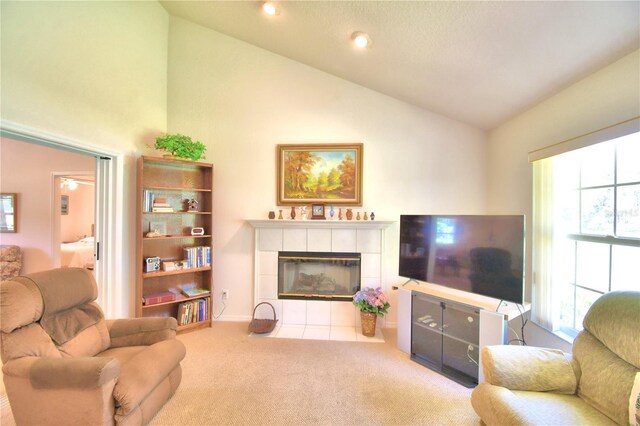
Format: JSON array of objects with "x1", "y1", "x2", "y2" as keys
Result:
[
  {"x1": 142, "y1": 190, "x2": 175, "y2": 212},
  {"x1": 177, "y1": 297, "x2": 210, "y2": 326},
  {"x1": 183, "y1": 246, "x2": 211, "y2": 268}
]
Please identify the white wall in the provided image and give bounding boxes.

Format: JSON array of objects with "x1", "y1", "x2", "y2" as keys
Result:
[
  {"x1": 1, "y1": 1, "x2": 168, "y2": 151},
  {"x1": 1, "y1": 1, "x2": 169, "y2": 317},
  {"x1": 0, "y1": 138, "x2": 95, "y2": 274},
  {"x1": 167, "y1": 17, "x2": 489, "y2": 324},
  {"x1": 488, "y1": 49, "x2": 640, "y2": 351}
]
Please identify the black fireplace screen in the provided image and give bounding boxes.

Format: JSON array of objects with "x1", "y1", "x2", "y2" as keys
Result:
[{"x1": 278, "y1": 251, "x2": 361, "y2": 301}]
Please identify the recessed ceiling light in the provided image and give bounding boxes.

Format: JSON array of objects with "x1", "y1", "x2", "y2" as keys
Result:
[
  {"x1": 351, "y1": 31, "x2": 371, "y2": 49},
  {"x1": 263, "y1": 2, "x2": 280, "y2": 16}
]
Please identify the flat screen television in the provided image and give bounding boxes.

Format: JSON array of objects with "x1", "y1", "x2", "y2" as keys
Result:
[{"x1": 399, "y1": 215, "x2": 525, "y2": 304}]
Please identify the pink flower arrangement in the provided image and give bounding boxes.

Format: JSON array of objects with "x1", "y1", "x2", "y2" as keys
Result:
[{"x1": 353, "y1": 287, "x2": 390, "y2": 317}]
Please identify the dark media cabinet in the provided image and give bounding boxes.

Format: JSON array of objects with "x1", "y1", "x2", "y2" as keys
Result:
[
  {"x1": 411, "y1": 293, "x2": 481, "y2": 386},
  {"x1": 396, "y1": 282, "x2": 530, "y2": 388}
]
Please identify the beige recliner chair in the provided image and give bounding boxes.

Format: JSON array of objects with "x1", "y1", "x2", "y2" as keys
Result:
[
  {"x1": 0, "y1": 268, "x2": 186, "y2": 425},
  {"x1": 471, "y1": 291, "x2": 640, "y2": 425}
]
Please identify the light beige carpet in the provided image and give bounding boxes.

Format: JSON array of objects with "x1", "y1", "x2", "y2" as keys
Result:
[{"x1": 1, "y1": 322, "x2": 480, "y2": 425}]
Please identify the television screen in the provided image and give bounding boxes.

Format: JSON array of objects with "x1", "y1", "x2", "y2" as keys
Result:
[{"x1": 399, "y1": 215, "x2": 525, "y2": 304}]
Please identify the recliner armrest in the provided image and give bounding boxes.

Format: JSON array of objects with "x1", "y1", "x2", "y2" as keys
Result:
[
  {"x1": 107, "y1": 317, "x2": 177, "y2": 347},
  {"x1": 2, "y1": 356, "x2": 120, "y2": 389},
  {"x1": 482, "y1": 345, "x2": 577, "y2": 394}
]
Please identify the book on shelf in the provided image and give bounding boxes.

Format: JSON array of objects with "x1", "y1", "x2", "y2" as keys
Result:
[
  {"x1": 152, "y1": 198, "x2": 174, "y2": 212},
  {"x1": 143, "y1": 190, "x2": 154, "y2": 212},
  {"x1": 143, "y1": 291, "x2": 176, "y2": 305},
  {"x1": 178, "y1": 284, "x2": 210, "y2": 298}
]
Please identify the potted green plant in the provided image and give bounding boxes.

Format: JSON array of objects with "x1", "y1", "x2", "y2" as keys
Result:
[
  {"x1": 154, "y1": 133, "x2": 206, "y2": 161},
  {"x1": 353, "y1": 287, "x2": 390, "y2": 337}
]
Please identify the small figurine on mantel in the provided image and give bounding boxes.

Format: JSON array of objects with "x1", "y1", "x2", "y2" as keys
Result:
[
  {"x1": 186, "y1": 198, "x2": 199, "y2": 212},
  {"x1": 300, "y1": 205, "x2": 308, "y2": 220}
]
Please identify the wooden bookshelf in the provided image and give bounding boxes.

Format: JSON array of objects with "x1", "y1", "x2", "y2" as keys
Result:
[{"x1": 136, "y1": 156, "x2": 213, "y2": 332}]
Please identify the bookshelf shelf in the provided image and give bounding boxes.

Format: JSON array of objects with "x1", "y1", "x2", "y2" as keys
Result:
[
  {"x1": 142, "y1": 266, "x2": 212, "y2": 279},
  {"x1": 142, "y1": 292, "x2": 212, "y2": 309},
  {"x1": 143, "y1": 235, "x2": 212, "y2": 241},
  {"x1": 144, "y1": 185, "x2": 212, "y2": 192},
  {"x1": 137, "y1": 155, "x2": 213, "y2": 333},
  {"x1": 177, "y1": 320, "x2": 210, "y2": 332}
]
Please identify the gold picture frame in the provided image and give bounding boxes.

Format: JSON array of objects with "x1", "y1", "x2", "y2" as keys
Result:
[
  {"x1": 277, "y1": 143, "x2": 363, "y2": 206},
  {"x1": 0, "y1": 193, "x2": 17, "y2": 233}
]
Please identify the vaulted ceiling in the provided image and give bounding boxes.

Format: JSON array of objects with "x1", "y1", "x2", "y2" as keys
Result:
[{"x1": 160, "y1": 1, "x2": 640, "y2": 130}]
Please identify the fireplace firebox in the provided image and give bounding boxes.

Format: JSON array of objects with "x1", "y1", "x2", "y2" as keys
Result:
[{"x1": 278, "y1": 251, "x2": 361, "y2": 301}]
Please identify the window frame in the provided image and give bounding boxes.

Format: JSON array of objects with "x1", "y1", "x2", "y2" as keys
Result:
[
  {"x1": 530, "y1": 118, "x2": 640, "y2": 342},
  {"x1": 555, "y1": 136, "x2": 640, "y2": 337}
]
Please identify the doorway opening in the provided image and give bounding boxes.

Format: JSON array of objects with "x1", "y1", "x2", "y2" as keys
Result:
[{"x1": 0, "y1": 125, "x2": 120, "y2": 317}]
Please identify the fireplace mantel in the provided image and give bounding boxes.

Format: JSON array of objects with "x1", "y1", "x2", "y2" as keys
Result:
[{"x1": 248, "y1": 219, "x2": 394, "y2": 230}]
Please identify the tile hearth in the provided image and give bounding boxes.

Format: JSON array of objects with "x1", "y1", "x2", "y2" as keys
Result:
[{"x1": 250, "y1": 325, "x2": 384, "y2": 343}]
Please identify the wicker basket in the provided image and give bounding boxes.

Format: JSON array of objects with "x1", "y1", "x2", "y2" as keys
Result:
[
  {"x1": 248, "y1": 302, "x2": 278, "y2": 334},
  {"x1": 360, "y1": 311, "x2": 377, "y2": 337}
]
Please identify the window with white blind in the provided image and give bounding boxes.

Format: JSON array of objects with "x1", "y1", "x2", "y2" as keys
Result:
[{"x1": 532, "y1": 127, "x2": 639, "y2": 339}]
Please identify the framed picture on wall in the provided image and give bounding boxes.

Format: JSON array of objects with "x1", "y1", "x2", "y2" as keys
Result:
[
  {"x1": 61, "y1": 195, "x2": 69, "y2": 215},
  {"x1": 277, "y1": 143, "x2": 363, "y2": 206},
  {"x1": 0, "y1": 193, "x2": 17, "y2": 233}
]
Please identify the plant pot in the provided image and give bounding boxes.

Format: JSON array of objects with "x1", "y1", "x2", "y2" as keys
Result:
[{"x1": 360, "y1": 311, "x2": 377, "y2": 337}]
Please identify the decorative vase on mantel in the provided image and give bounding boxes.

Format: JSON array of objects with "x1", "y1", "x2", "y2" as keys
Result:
[{"x1": 360, "y1": 311, "x2": 377, "y2": 337}]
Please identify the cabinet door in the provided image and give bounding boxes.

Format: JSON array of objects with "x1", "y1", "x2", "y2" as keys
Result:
[
  {"x1": 411, "y1": 294, "x2": 443, "y2": 366},
  {"x1": 442, "y1": 302, "x2": 479, "y2": 381}
]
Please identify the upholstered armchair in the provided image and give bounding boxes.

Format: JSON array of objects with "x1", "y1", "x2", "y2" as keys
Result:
[
  {"x1": 471, "y1": 291, "x2": 640, "y2": 426},
  {"x1": 0, "y1": 268, "x2": 186, "y2": 425}
]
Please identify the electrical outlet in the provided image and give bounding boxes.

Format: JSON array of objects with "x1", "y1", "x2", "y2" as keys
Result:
[{"x1": 222, "y1": 289, "x2": 229, "y2": 300}]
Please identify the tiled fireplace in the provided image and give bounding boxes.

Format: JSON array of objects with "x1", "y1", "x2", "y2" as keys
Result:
[{"x1": 248, "y1": 219, "x2": 393, "y2": 331}]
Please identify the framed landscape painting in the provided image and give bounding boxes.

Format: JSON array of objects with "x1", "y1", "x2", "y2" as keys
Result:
[{"x1": 277, "y1": 143, "x2": 363, "y2": 206}]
